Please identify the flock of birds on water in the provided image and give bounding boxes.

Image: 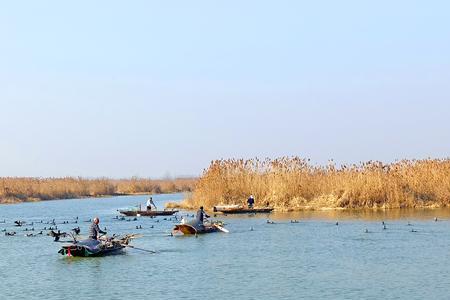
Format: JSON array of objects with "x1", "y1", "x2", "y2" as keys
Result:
[
  {"x1": 0, "y1": 213, "x2": 197, "y2": 240},
  {"x1": 0, "y1": 212, "x2": 443, "y2": 241}
]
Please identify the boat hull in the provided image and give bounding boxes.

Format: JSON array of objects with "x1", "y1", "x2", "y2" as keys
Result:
[
  {"x1": 213, "y1": 207, "x2": 274, "y2": 214},
  {"x1": 172, "y1": 224, "x2": 219, "y2": 235},
  {"x1": 119, "y1": 210, "x2": 178, "y2": 217},
  {"x1": 59, "y1": 239, "x2": 125, "y2": 257}
]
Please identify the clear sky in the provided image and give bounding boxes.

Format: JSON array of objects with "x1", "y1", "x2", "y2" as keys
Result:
[{"x1": 1, "y1": 1, "x2": 449, "y2": 178}]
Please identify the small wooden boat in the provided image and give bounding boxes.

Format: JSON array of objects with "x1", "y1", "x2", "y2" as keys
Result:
[
  {"x1": 172, "y1": 221, "x2": 227, "y2": 235},
  {"x1": 58, "y1": 234, "x2": 135, "y2": 257},
  {"x1": 118, "y1": 209, "x2": 178, "y2": 217},
  {"x1": 213, "y1": 205, "x2": 274, "y2": 214}
]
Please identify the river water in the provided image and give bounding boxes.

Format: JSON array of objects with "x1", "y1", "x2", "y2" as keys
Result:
[{"x1": 1, "y1": 193, "x2": 450, "y2": 300}]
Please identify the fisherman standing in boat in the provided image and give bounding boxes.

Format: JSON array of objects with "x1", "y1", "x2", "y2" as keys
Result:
[
  {"x1": 247, "y1": 195, "x2": 255, "y2": 209},
  {"x1": 146, "y1": 197, "x2": 157, "y2": 211},
  {"x1": 195, "y1": 206, "x2": 210, "y2": 230},
  {"x1": 89, "y1": 217, "x2": 107, "y2": 240}
]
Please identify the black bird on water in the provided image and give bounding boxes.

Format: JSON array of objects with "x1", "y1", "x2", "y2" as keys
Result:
[
  {"x1": 48, "y1": 230, "x2": 67, "y2": 242},
  {"x1": 72, "y1": 227, "x2": 81, "y2": 235},
  {"x1": 14, "y1": 220, "x2": 25, "y2": 227}
]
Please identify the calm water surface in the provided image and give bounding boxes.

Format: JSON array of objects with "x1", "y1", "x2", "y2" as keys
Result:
[{"x1": 1, "y1": 194, "x2": 450, "y2": 300}]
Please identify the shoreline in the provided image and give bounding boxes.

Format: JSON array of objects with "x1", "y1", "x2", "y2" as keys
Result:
[
  {"x1": 165, "y1": 201, "x2": 447, "y2": 212},
  {"x1": 0, "y1": 191, "x2": 187, "y2": 205}
]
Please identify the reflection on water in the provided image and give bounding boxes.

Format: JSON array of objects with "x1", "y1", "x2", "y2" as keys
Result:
[{"x1": 1, "y1": 194, "x2": 450, "y2": 299}]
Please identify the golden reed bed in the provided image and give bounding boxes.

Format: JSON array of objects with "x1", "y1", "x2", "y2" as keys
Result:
[
  {"x1": 0, "y1": 177, "x2": 196, "y2": 203},
  {"x1": 180, "y1": 157, "x2": 450, "y2": 211}
]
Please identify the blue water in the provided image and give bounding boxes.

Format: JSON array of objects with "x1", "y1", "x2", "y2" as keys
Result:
[{"x1": 1, "y1": 194, "x2": 450, "y2": 299}]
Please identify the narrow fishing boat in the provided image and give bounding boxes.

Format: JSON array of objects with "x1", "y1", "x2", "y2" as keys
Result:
[
  {"x1": 213, "y1": 205, "x2": 273, "y2": 214},
  {"x1": 118, "y1": 209, "x2": 178, "y2": 217},
  {"x1": 172, "y1": 221, "x2": 228, "y2": 235},
  {"x1": 58, "y1": 234, "x2": 136, "y2": 257}
]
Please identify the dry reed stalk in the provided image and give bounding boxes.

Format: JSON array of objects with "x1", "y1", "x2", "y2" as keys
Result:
[{"x1": 182, "y1": 158, "x2": 450, "y2": 210}]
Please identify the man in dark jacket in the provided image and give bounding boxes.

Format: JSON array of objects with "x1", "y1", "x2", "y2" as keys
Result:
[
  {"x1": 247, "y1": 195, "x2": 255, "y2": 209},
  {"x1": 88, "y1": 217, "x2": 106, "y2": 240}
]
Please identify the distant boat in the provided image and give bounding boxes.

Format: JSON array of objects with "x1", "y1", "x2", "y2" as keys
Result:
[
  {"x1": 118, "y1": 209, "x2": 178, "y2": 217},
  {"x1": 213, "y1": 205, "x2": 273, "y2": 214}
]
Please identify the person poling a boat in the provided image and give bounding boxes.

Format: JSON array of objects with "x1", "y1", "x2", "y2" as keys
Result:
[
  {"x1": 194, "y1": 206, "x2": 210, "y2": 230},
  {"x1": 89, "y1": 217, "x2": 107, "y2": 240},
  {"x1": 247, "y1": 195, "x2": 255, "y2": 209},
  {"x1": 146, "y1": 197, "x2": 157, "y2": 211}
]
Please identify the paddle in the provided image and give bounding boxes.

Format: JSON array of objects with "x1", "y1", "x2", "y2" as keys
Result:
[
  {"x1": 214, "y1": 224, "x2": 229, "y2": 233},
  {"x1": 123, "y1": 244, "x2": 156, "y2": 254}
]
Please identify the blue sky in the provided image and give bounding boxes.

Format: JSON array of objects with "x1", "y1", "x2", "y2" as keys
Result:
[{"x1": 0, "y1": 1, "x2": 449, "y2": 178}]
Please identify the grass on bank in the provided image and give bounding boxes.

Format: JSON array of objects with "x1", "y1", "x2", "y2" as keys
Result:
[
  {"x1": 180, "y1": 157, "x2": 450, "y2": 210},
  {"x1": 0, "y1": 177, "x2": 196, "y2": 204}
]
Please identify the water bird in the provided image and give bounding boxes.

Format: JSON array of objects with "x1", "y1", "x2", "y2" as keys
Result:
[
  {"x1": 290, "y1": 220, "x2": 299, "y2": 223},
  {"x1": 434, "y1": 217, "x2": 438, "y2": 222},
  {"x1": 48, "y1": 230, "x2": 67, "y2": 242},
  {"x1": 407, "y1": 222, "x2": 412, "y2": 226},
  {"x1": 5, "y1": 231, "x2": 16, "y2": 236},
  {"x1": 365, "y1": 229, "x2": 369, "y2": 233},
  {"x1": 411, "y1": 229, "x2": 418, "y2": 233},
  {"x1": 382, "y1": 221, "x2": 385, "y2": 225},
  {"x1": 72, "y1": 227, "x2": 81, "y2": 235},
  {"x1": 250, "y1": 226, "x2": 254, "y2": 231},
  {"x1": 335, "y1": 222, "x2": 339, "y2": 226},
  {"x1": 383, "y1": 224, "x2": 387, "y2": 230},
  {"x1": 266, "y1": 220, "x2": 275, "y2": 224},
  {"x1": 14, "y1": 220, "x2": 25, "y2": 227}
]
